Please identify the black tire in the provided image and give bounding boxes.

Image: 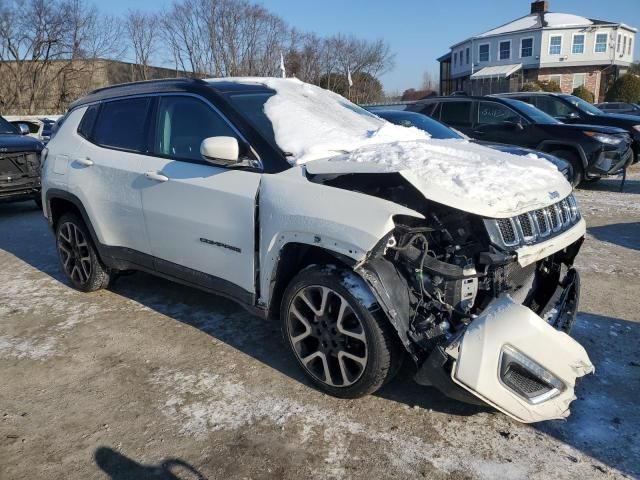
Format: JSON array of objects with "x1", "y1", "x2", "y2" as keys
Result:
[
  {"x1": 33, "y1": 196, "x2": 42, "y2": 209},
  {"x1": 550, "y1": 150, "x2": 583, "y2": 187},
  {"x1": 582, "y1": 176, "x2": 601, "y2": 184},
  {"x1": 55, "y1": 212, "x2": 110, "y2": 292},
  {"x1": 280, "y1": 265, "x2": 402, "y2": 399}
]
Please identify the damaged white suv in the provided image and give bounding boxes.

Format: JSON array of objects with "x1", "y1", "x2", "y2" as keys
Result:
[{"x1": 42, "y1": 78, "x2": 593, "y2": 423}]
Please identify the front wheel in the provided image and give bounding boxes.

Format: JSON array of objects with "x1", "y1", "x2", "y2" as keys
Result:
[
  {"x1": 55, "y1": 213, "x2": 110, "y2": 292},
  {"x1": 280, "y1": 266, "x2": 402, "y2": 399}
]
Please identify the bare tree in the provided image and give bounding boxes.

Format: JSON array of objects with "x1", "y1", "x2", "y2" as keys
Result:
[{"x1": 126, "y1": 10, "x2": 159, "y2": 80}]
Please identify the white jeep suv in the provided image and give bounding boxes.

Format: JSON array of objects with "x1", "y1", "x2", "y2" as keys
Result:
[{"x1": 42, "y1": 78, "x2": 593, "y2": 423}]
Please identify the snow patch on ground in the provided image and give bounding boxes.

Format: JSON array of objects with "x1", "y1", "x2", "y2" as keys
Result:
[{"x1": 0, "y1": 334, "x2": 56, "y2": 360}]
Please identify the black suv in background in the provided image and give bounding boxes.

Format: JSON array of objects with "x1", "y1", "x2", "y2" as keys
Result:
[
  {"x1": 493, "y1": 92, "x2": 640, "y2": 163},
  {"x1": 403, "y1": 96, "x2": 632, "y2": 185},
  {"x1": 0, "y1": 115, "x2": 44, "y2": 207},
  {"x1": 595, "y1": 102, "x2": 640, "y2": 117}
]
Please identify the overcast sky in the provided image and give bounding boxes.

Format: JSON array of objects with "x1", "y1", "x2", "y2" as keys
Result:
[{"x1": 94, "y1": 0, "x2": 640, "y2": 93}]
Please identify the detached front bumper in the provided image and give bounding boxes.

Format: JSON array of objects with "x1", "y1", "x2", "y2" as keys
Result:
[
  {"x1": 416, "y1": 269, "x2": 593, "y2": 423},
  {"x1": 586, "y1": 144, "x2": 634, "y2": 178}
]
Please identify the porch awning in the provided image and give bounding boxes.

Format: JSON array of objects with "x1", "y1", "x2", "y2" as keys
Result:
[{"x1": 470, "y1": 64, "x2": 522, "y2": 80}]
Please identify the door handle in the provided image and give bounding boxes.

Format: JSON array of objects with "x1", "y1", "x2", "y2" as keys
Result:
[
  {"x1": 144, "y1": 171, "x2": 169, "y2": 182},
  {"x1": 73, "y1": 157, "x2": 94, "y2": 167}
]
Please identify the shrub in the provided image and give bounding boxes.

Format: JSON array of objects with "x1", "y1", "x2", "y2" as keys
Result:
[
  {"x1": 521, "y1": 82, "x2": 542, "y2": 92},
  {"x1": 572, "y1": 85, "x2": 594, "y2": 103},
  {"x1": 605, "y1": 74, "x2": 640, "y2": 103},
  {"x1": 536, "y1": 80, "x2": 562, "y2": 93}
]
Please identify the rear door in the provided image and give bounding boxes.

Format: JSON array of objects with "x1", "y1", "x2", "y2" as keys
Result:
[
  {"x1": 139, "y1": 94, "x2": 261, "y2": 297},
  {"x1": 68, "y1": 98, "x2": 152, "y2": 259},
  {"x1": 472, "y1": 100, "x2": 534, "y2": 147},
  {"x1": 437, "y1": 100, "x2": 474, "y2": 135}
]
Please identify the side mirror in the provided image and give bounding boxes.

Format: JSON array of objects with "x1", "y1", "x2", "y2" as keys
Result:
[
  {"x1": 18, "y1": 123, "x2": 30, "y2": 135},
  {"x1": 200, "y1": 136, "x2": 239, "y2": 165},
  {"x1": 502, "y1": 120, "x2": 524, "y2": 131}
]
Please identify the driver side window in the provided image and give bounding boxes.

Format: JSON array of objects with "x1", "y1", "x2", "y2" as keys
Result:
[
  {"x1": 156, "y1": 96, "x2": 239, "y2": 161},
  {"x1": 477, "y1": 102, "x2": 521, "y2": 125}
]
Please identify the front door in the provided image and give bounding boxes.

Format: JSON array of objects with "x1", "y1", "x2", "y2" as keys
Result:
[
  {"x1": 472, "y1": 100, "x2": 533, "y2": 148},
  {"x1": 139, "y1": 95, "x2": 261, "y2": 298}
]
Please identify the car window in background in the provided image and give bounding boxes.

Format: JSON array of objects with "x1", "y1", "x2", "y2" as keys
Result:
[
  {"x1": 0, "y1": 116, "x2": 18, "y2": 134},
  {"x1": 377, "y1": 111, "x2": 462, "y2": 139},
  {"x1": 93, "y1": 98, "x2": 151, "y2": 152},
  {"x1": 439, "y1": 101, "x2": 472, "y2": 127},
  {"x1": 156, "y1": 96, "x2": 239, "y2": 161},
  {"x1": 561, "y1": 95, "x2": 604, "y2": 115},
  {"x1": 505, "y1": 99, "x2": 560, "y2": 124},
  {"x1": 477, "y1": 101, "x2": 521, "y2": 125},
  {"x1": 534, "y1": 96, "x2": 576, "y2": 118}
]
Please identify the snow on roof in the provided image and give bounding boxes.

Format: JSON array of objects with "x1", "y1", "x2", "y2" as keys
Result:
[{"x1": 476, "y1": 12, "x2": 596, "y2": 38}]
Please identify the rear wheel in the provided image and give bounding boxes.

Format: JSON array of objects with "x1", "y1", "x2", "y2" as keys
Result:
[
  {"x1": 55, "y1": 213, "x2": 110, "y2": 292},
  {"x1": 550, "y1": 150, "x2": 583, "y2": 187},
  {"x1": 281, "y1": 266, "x2": 402, "y2": 398}
]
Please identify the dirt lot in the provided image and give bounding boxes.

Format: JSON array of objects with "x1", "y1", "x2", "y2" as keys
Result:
[{"x1": 1, "y1": 168, "x2": 639, "y2": 480}]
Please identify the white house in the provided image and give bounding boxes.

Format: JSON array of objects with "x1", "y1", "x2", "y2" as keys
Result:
[{"x1": 438, "y1": 1, "x2": 636, "y2": 100}]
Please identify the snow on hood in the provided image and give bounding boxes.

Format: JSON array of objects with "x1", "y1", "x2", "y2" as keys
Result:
[
  {"x1": 305, "y1": 139, "x2": 572, "y2": 218},
  {"x1": 209, "y1": 77, "x2": 570, "y2": 218}
]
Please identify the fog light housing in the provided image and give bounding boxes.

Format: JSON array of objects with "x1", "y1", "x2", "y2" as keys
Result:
[
  {"x1": 594, "y1": 152, "x2": 613, "y2": 172},
  {"x1": 499, "y1": 345, "x2": 565, "y2": 404}
]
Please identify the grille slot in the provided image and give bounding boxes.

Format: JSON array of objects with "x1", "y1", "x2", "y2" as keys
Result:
[
  {"x1": 549, "y1": 205, "x2": 560, "y2": 231},
  {"x1": 502, "y1": 364, "x2": 551, "y2": 398},
  {"x1": 518, "y1": 214, "x2": 534, "y2": 239},
  {"x1": 497, "y1": 218, "x2": 518, "y2": 245},
  {"x1": 534, "y1": 209, "x2": 550, "y2": 236}
]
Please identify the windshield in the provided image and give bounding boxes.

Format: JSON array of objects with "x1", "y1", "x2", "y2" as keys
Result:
[
  {"x1": 228, "y1": 92, "x2": 279, "y2": 148},
  {"x1": 0, "y1": 116, "x2": 18, "y2": 134},
  {"x1": 376, "y1": 111, "x2": 462, "y2": 139},
  {"x1": 561, "y1": 95, "x2": 604, "y2": 115},
  {"x1": 505, "y1": 99, "x2": 561, "y2": 124}
]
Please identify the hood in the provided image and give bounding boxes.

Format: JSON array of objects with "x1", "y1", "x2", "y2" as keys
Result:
[
  {"x1": 593, "y1": 112, "x2": 640, "y2": 124},
  {"x1": 546, "y1": 123, "x2": 628, "y2": 135},
  {"x1": 0, "y1": 134, "x2": 43, "y2": 153},
  {"x1": 304, "y1": 139, "x2": 572, "y2": 219}
]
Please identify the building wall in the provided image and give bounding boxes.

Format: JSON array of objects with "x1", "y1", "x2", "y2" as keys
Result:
[
  {"x1": 537, "y1": 66, "x2": 602, "y2": 99},
  {"x1": 539, "y1": 26, "x2": 634, "y2": 66}
]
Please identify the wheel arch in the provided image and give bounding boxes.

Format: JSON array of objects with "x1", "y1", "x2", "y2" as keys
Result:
[
  {"x1": 46, "y1": 189, "x2": 101, "y2": 253},
  {"x1": 536, "y1": 141, "x2": 589, "y2": 170}
]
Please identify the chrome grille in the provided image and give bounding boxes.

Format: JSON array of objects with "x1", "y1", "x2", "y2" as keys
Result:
[{"x1": 489, "y1": 194, "x2": 581, "y2": 249}]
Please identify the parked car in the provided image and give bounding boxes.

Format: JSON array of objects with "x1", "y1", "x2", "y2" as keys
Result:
[
  {"x1": 493, "y1": 92, "x2": 640, "y2": 163},
  {"x1": 0, "y1": 115, "x2": 44, "y2": 207},
  {"x1": 370, "y1": 109, "x2": 573, "y2": 182},
  {"x1": 42, "y1": 78, "x2": 593, "y2": 423},
  {"x1": 406, "y1": 96, "x2": 632, "y2": 185},
  {"x1": 594, "y1": 102, "x2": 640, "y2": 116},
  {"x1": 7, "y1": 116, "x2": 61, "y2": 144}
]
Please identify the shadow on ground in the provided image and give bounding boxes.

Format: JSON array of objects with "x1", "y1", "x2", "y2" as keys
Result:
[
  {"x1": 578, "y1": 177, "x2": 640, "y2": 194},
  {"x1": 95, "y1": 446, "x2": 207, "y2": 480},
  {"x1": 588, "y1": 222, "x2": 640, "y2": 251}
]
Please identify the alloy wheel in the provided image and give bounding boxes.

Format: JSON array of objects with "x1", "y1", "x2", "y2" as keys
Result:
[
  {"x1": 287, "y1": 285, "x2": 368, "y2": 387},
  {"x1": 58, "y1": 222, "x2": 92, "y2": 285}
]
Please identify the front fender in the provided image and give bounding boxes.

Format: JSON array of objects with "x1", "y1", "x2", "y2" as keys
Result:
[{"x1": 258, "y1": 169, "x2": 423, "y2": 305}]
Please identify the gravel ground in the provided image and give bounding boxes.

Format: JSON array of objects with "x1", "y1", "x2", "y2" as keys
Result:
[{"x1": 1, "y1": 167, "x2": 639, "y2": 480}]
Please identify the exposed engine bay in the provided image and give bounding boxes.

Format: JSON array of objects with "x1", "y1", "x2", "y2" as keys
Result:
[{"x1": 310, "y1": 171, "x2": 592, "y2": 422}]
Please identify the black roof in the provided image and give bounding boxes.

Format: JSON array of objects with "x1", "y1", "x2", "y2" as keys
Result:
[
  {"x1": 69, "y1": 77, "x2": 274, "y2": 110},
  {"x1": 492, "y1": 92, "x2": 566, "y2": 97}
]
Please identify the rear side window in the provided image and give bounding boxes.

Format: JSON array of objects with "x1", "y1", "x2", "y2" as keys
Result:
[
  {"x1": 439, "y1": 101, "x2": 472, "y2": 127},
  {"x1": 477, "y1": 101, "x2": 521, "y2": 125},
  {"x1": 93, "y1": 98, "x2": 152, "y2": 152},
  {"x1": 534, "y1": 96, "x2": 575, "y2": 118},
  {"x1": 77, "y1": 104, "x2": 99, "y2": 140}
]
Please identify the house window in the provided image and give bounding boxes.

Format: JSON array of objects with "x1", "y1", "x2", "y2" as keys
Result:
[
  {"x1": 629, "y1": 38, "x2": 633, "y2": 55},
  {"x1": 479, "y1": 44, "x2": 490, "y2": 62},
  {"x1": 549, "y1": 74, "x2": 562, "y2": 86},
  {"x1": 521, "y1": 38, "x2": 533, "y2": 57},
  {"x1": 572, "y1": 34, "x2": 585, "y2": 54},
  {"x1": 549, "y1": 35, "x2": 562, "y2": 55},
  {"x1": 499, "y1": 41, "x2": 511, "y2": 60},
  {"x1": 573, "y1": 73, "x2": 586, "y2": 89},
  {"x1": 595, "y1": 33, "x2": 608, "y2": 53},
  {"x1": 617, "y1": 34, "x2": 621, "y2": 52},
  {"x1": 454, "y1": 52, "x2": 458, "y2": 66},
  {"x1": 623, "y1": 36, "x2": 627, "y2": 55},
  {"x1": 466, "y1": 47, "x2": 470, "y2": 64}
]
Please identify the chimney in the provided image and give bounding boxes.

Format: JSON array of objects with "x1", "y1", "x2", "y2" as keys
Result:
[{"x1": 530, "y1": 1, "x2": 549, "y2": 14}]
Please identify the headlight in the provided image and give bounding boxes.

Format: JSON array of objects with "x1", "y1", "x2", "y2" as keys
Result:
[{"x1": 583, "y1": 131, "x2": 623, "y2": 145}]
